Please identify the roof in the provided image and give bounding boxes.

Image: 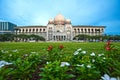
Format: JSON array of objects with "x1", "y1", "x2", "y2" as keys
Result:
[
  {"x1": 14, "y1": 25, "x2": 106, "y2": 29},
  {"x1": 16, "y1": 25, "x2": 46, "y2": 28},
  {"x1": 73, "y1": 25, "x2": 106, "y2": 28}
]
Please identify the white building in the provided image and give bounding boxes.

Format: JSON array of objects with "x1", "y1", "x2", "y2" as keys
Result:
[{"x1": 16, "y1": 14, "x2": 105, "y2": 41}]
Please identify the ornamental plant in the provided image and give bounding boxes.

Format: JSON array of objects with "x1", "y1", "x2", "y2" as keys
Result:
[
  {"x1": 105, "y1": 40, "x2": 111, "y2": 51},
  {"x1": 0, "y1": 43, "x2": 120, "y2": 80},
  {"x1": 0, "y1": 50, "x2": 46, "y2": 80},
  {"x1": 103, "y1": 41, "x2": 120, "y2": 77},
  {"x1": 40, "y1": 44, "x2": 120, "y2": 80},
  {"x1": 46, "y1": 44, "x2": 65, "y2": 62},
  {"x1": 70, "y1": 45, "x2": 120, "y2": 80},
  {"x1": 104, "y1": 40, "x2": 120, "y2": 62},
  {"x1": 70, "y1": 49, "x2": 101, "y2": 79},
  {"x1": 59, "y1": 44, "x2": 64, "y2": 50},
  {"x1": 47, "y1": 45, "x2": 53, "y2": 52},
  {"x1": 40, "y1": 61, "x2": 75, "y2": 80}
]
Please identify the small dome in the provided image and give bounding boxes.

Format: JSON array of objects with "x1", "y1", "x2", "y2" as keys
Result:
[
  {"x1": 54, "y1": 14, "x2": 65, "y2": 25},
  {"x1": 66, "y1": 19, "x2": 71, "y2": 24},
  {"x1": 48, "y1": 19, "x2": 54, "y2": 24}
]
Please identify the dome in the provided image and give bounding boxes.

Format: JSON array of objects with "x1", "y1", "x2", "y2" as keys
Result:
[
  {"x1": 66, "y1": 19, "x2": 71, "y2": 24},
  {"x1": 48, "y1": 19, "x2": 54, "y2": 24},
  {"x1": 54, "y1": 14, "x2": 65, "y2": 25}
]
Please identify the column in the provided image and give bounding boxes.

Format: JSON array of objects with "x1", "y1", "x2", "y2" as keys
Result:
[{"x1": 64, "y1": 36, "x2": 65, "y2": 40}]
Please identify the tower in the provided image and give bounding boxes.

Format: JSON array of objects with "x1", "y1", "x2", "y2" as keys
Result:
[{"x1": 47, "y1": 14, "x2": 73, "y2": 41}]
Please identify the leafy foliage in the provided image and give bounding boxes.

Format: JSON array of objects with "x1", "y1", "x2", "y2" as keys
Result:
[{"x1": 0, "y1": 42, "x2": 120, "y2": 80}]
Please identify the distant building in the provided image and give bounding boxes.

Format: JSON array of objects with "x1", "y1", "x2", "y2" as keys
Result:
[
  {"x1": 16, "y1": 14, "x2": 105, "y2": 41},
  {"x1": 0, "y1": 22, "x2": 17, "y2": 34}
]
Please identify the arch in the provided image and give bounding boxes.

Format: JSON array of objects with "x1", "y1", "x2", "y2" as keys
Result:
[
  {"x1": 84, "y1": 28, "x2": 87, "y2": 32},
  {"x1": 29, "y1": 29, "x2": 31, "y2": 32},
  {"x1": 33, "y1": 29, "x2": 35, "y2": 32},
  {"x1": 22, "y1": 29, "x2": 24, "y2": 32},
  {"x1": 91, "y1": 29, "x2": 93, "y2": 32},
  {"x1": 40, "y1": 29, "x2": 42, "y2": 32},
  {"x1": 26, "y1": 29, "x2": 28, "y2": 32},
  {"x1": 43, "y1": 29, "x2": 45, "y2": 31},
  {"x1": 36, "y1": 28, "x2": 38, "y2": 32},
  {"x1": 78, "y1": 28, "x2": 80, "y2": 33},
  {"x1": 88, "y1": 29, "x2": 90, "y2": 33},
  {"x1": 81, "y1": 29, "x2": 83, "y2": 32}
]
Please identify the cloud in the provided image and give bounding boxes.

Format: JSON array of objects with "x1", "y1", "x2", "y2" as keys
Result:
[{"x1": 0, "y1": 0, "x2": 120, "y2": 34}]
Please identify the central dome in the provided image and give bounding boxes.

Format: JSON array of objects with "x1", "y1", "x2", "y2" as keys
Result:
[{"x1": 54, "y1": 14, "x2": 65, "y2": 25}]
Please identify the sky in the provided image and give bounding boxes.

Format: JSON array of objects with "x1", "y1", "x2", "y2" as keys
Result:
[{"x1": 0, "y1": 0, "x2": 120, "y2": 35}]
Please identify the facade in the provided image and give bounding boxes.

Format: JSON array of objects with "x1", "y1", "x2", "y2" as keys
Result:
[
  {"x1": 16, "y1": 14, "x2": 105, "y2": 41},
  {"x1": 0, "y1": 22, "x2": 17, "y2": 34}
]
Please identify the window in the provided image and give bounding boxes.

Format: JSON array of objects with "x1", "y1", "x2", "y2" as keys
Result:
[
  {"x1": 19, "y1": 29, "x2": 21, "y2": 33},
  {"x1": 23, "y1": 29, "x2": 24, "y2": 32},
  {"x1": 74, "y1": 29, "x2": 76, "y2": 32},
  {"x1": 33, "y1": 29, "x2": 35, "y2": 32},
  {"x1": 88, "y1": 29, "x2": 90, "y2": 33},
  {"x1": 78, "y1": 28, "x2": 80, "y2": 33},
  {"x1": 57, "y1": 30, "x2": 60, "y2": 32},
  {"x1": 91, "y1": 29, "x2": 93, "y2": 32},
  {"x1": 43, "y1": 29, "x2": 45, "y2": 31},
  {"x1": 40, "y1": 29, "x2": 42, "y2": 32},
  {"x1": 81, "y1": 29, "x2": 83, "y2": 32},
  {"x1": 36, "y1": 29, "x2": 38, "y2": 32},
  {"x1": 85, "y1": 29, "x2": 87, "y2": 32},
  {"x1": 29, "y1": 29, "x2": 31, "y2": 32},
  {"x1": 26, "y1": 29, "x2": 28, "y2": 32}
]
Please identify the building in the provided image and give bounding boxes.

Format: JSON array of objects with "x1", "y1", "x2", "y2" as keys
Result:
[
  {"x1": 0, "y1": 22, "x2": 17, "y2": 34},
  {"x1": 16, "y1": 14, "x2": 105, "y2": 41}
]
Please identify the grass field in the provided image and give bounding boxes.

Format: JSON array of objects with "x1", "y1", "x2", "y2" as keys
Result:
[
  {"x1": 0, "y1": 42, "x2": 120, "y2": 80},
  {"x1": 0, "y1": 42, "x2": 120, "y2": 54}
]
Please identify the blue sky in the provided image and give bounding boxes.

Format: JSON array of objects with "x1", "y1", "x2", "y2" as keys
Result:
[{"x1": 0, "y1": 0, "x2": 120, "y2": 35}]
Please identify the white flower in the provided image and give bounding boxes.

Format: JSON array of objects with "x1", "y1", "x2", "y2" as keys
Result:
[
  {"x1": 87, "y1": 65, "x2": 91, "y2": 68},
  {"x1": 46, "y1": 62, "x2": 49, "y2": 64},
  {"x1": 81, "y1": 51, "x2": 86, "y2": 54},
  {"x1": 60, "y1": 62, "x2": 70, "y2": 67},
  {"x1": 98, "y1": 53, "x2": 104, "y2": 56},
  {"x1": 9, "y1": 54, "x2": 12, "y2": 57},
  {"x1": 24, "y1": 54, "x2": 28, "y2": 57},
  {"x1": 1, "y1": 50, "x2": 8, "y2": 53},
  {"x1": 103, "y1": 57, "x2": 106, "y2": 59},
  {"x1": 0, "y1": 60, "x2": 12, "y2": 68},
  {"x1": 76, "y1": 64, "x2": 84, "y2": 67},
  {"x1": 98, "y1": 54, "x2": 102, "y2": 56},
  {"x1": 90, "y1": 52, "x2": 95, "y2": 56},
  {"x1": 46, "y1": 62, "x2": 50, "y2": 64},
  {"x1": 12, "y1": 49, "x2": 18, "y2": 52},
  {"x1": 31, "y1": 52, "x2": 37, "y2": 54},
  {"x1": 77, "y1": 48, "x2": 82, "y2": 52},
  {"x1": 73, "y1": 51, "x2": 79, "y2": 55},
  {"x1": 101, "y1": 74, "x2": 117, "y2": 80},
  {"x1": 92, "y1": 59, "x2": 95, "y2": 62},
  {"x1": 1, "y1": 50, "x2": 4, "y2": 53}
]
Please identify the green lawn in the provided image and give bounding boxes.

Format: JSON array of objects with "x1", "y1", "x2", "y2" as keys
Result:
[
  {"x1": 0, "y1": 42, "x2": 120, "y2": 80},
  {"x1": 0, "y1": 42, "x2": 120, "y2": 54}
]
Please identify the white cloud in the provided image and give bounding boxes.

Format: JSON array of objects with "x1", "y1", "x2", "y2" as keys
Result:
[{"x1": 0, "y1": 0, "x2": 120, "y2": 34}]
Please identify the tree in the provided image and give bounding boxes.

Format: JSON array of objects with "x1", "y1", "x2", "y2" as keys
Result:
[
  {"x1": 0, "y1": 34, "x2": 15, "y2": 42},
  {"x1": 29, "y1": 34, "x2": 45, "y2": 41}
]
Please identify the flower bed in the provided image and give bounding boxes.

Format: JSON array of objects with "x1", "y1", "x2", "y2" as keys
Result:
[{"x1": 0, "y1": 41, "x2": 120, "y2": 80}]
